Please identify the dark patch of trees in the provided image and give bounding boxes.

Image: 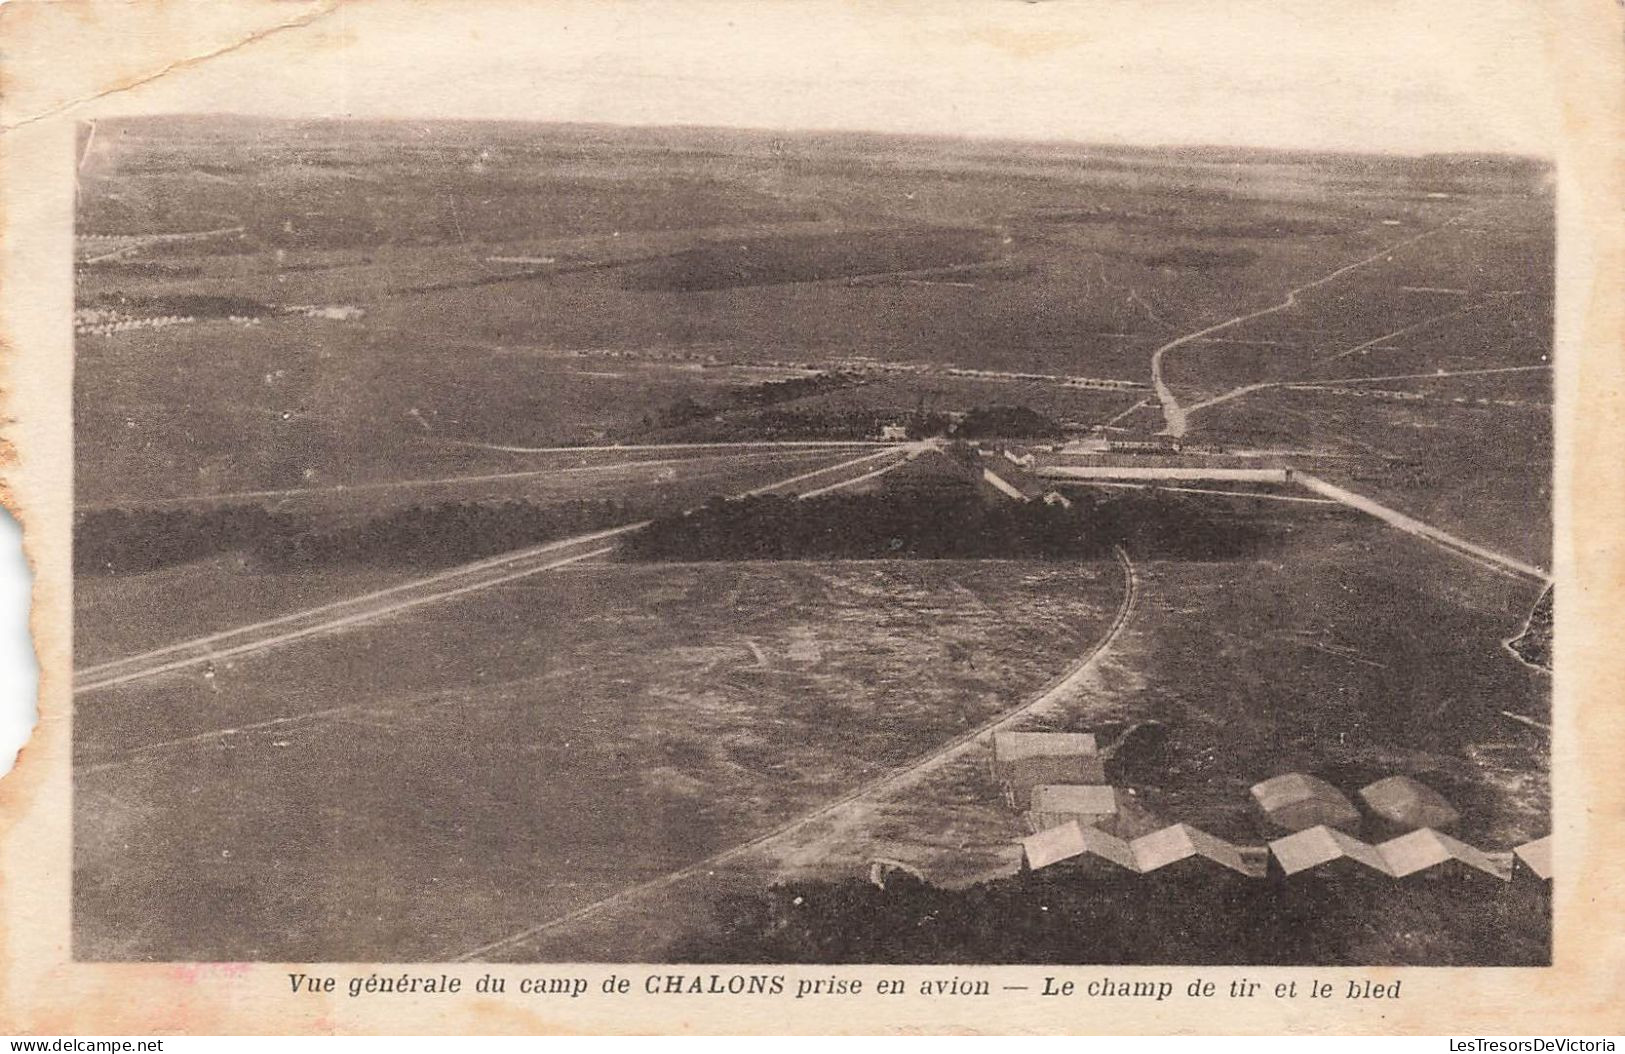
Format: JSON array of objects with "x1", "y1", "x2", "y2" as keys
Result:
[
  {"x1": 82, "y1": 291, "x2": 274, "y2": 319},
  {"x1": 907, "y1": 411, "x2": 955, "y2": 440},
  {"x1": 953, "y1": 405, "x2": 1064, "y2": 439},
  {"x1": 260, "y1": 499, "x2": 643, "y2": 569},
  {"x1": 75, "y1": 498, "x2": 646, "y2": 576},
  {"x1": 1140, "y1": 246, "x2": 1260, "y2": 270},
  {"x1": 74, "y1": 505, "x2": 297, "y2": 575},
  {"x1": 643, "y1": 372, "x2": 866, "y2": 430},
  {"x1": 671, "y1": 869, "x2": 1548, "y2": 966},
  {"x1": 647, "y1": 408, "x2": 898, "y2": 442},
  {"x1": 622, "y1": 489, "x2": 1277, "y2": 563}
]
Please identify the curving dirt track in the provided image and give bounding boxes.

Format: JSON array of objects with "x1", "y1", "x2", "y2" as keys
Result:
[{"x1": 455, "y1": 546, "x2": 1139, "y2": 961}]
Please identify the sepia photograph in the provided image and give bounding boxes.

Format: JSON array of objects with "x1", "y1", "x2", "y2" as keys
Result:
[
  {"x1": 68, "y1": 103, "x2": 1555, "y2": 965},
  {"x1": 3, "y1": 0, "x2": 1621, "y2": 1038}
]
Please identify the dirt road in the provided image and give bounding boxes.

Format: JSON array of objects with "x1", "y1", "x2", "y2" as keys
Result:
[
  {"x1": 455, "y1": 546, "x2": 1138, "y2": 961},
  {"x1": 1149, "y1": 212, "x2": 1485, "y2": 436},
  {"x1": 74, "y1": 445, "x2": 916, "y2": 694}
]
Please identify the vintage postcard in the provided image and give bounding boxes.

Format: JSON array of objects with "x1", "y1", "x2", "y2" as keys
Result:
[{"x1": 1, "y1": 0, "x2": 1622, "y2": 1036}]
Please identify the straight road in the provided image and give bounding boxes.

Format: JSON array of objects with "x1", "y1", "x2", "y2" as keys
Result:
[
  {"x1": 1039, "y1": 466, "x2": 1290, "y2": 483},
  {"x1": 74, "y1": 446, "x2": 851, "y2": 511},
  {"x1": 74, "y1": 445, "x2": 917, "y2": 695},
  {"x1": 1062, "y1": 480, "x2": 1339, "y2": 505},
  {"x1": 443, "y1": 439, "x2": 896, "y2": 454},
  {"x1": 73, "y1": 532, "x2": 631, "y2": 694},
  {"x1": 1295, "y1": 474, "x2": 1550, "y2": 582}
]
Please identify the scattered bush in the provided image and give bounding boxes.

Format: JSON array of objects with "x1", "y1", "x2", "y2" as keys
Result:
[
  {"x1": 673, "y1": 869, "x2": 1549, "y2": 966},
  {"x1": 74, "y1": 505, "x2": 297, "y2": 575}
]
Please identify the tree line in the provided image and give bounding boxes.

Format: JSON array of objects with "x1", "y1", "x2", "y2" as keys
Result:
[
  {"x1": 641, "y1": 372, "x2": 866, "y2": 431},
  {"x1": 77, "y1": 479, "x2": 1291, "y2": 576},
  {"x1": 74, "y1": 498, "x2": 647, "y2": 575},
  {"x1": 639, "y1": 399, "x2": 1067, "y2": 444},
  {"x1": 621, "y1": 488, "x2": 1278, "y2": 563}
]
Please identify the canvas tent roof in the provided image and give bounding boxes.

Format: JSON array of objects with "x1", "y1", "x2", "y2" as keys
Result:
[
  {"x1": 1250, "y1": 773, "x2": 1361, "y2": 832},
  {"x1": 1376, "y1": 828, "x2": 1509, "y2": 881},
  {"x1": 1268, "y1": 825, "x2": 1391, "y2": 877},
  {"x1": 1000, "y1": 754, "x2": 1108, "y2": 808},
  {"x1": 1359, "y1": 775, "x2": 1460, "y2": 830},
  {"x1": 1029, "y1": 784, "x2": 1119, "y2": 816},
  {"x1": 1131, "y1": 823, "x2": 1258, "y2": 876},
  {"x1": 1026, "y1": 790, "x2": 1165, "y2": 840},
  {"x1": 1026, "y1": 784, "x2": 1122, "y2": 835},
  {"x1": 1020, "y1": 821, "x2": 1138, "y2": 872},
  {"x1": 993, "y1": 732, "x2": 1099, "y2": 765},
  {"x1": 1514, "y1": 835, "x2": 1553, "y2": 881}
]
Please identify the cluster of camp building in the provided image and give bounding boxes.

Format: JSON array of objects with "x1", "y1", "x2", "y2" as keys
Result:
[{"x1": 998, "y1": 731, "x2": 1551, "y2": 886}]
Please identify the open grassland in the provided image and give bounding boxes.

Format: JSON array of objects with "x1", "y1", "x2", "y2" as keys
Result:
[
  {"x1": 74, "y1": 559, "x2": 1123, "y2": 961},
  {"x1": 77, "y1": 121, "x2": 1550, "y2": 498},
  {"x1": 73, "y1": 320, "x2": 853, "y2": 504},
  {"x1": 747, "y1": 375, "x2": 1140, "y2": 427},
  {"x1": 1048, "y1": 515, "x2": 1548, "y2": 850},
  {"x1": 1202, "y1": 389, "x2": 1550, "y2": 567},
  {"x1": 1157, "y1": 217, "x2": 1551, "y2": 406},
  {"x1": 482, "y1": 509, "x2": 1549, "y2": 963},
  {"x1": 72, "y1": 119, "x2": 1553, "y2": 965},
  {"x1": 73, "y1": 446, "x2": 873, "y2": 665}
]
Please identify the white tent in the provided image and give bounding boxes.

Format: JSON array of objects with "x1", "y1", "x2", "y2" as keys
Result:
[
  {"x1": 1513, "y1": 835, "x2": 1553, "y2": 882},
  {"x1": 1250, "y1": 773, "x2": 1361, "y2": 832},
  {"x1": 1020, "y1": 821, "x2": 1138, "y2": 873},
  {"x1": 993, "y1": 732, "x2": 1099, "y2": 767},
  {"x1": 1376, "y1": 828, "x2": 1509, "y2": 882},
  {"x1": 1268, "y1": 825, "x2": 1391, "y2": 877},
  {"x1": 1132, "y1": 823, "x2": 1261, "y2": 877},
  {"x1": 1359, "y1": 775, "x2": 1461, "y2": 830}
]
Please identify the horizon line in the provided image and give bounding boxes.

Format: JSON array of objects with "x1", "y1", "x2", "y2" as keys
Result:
[{"x1": 84, "y1": 112, "x2": 1555, "y2": 165}]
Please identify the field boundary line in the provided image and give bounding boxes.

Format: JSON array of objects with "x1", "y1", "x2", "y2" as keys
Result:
[
  {"x1": 74, "y1": 547, "x2": 617, "y2": 693},
  {"x1": 1180, "y1": 300, "x2": 1537, "y2": 422},
  {"x1": 74, "y1": 683, "x2": 465, "y2": 775},
  {"x1": 453, "y1": 546, "x2": 1138, "y2": 962},
  {"x1": 1295, "y1": 364, "x2": 1551, "y2": 387},
  {"x1": 794, "y1": 446, "x2": 924, "y2": 498},
  {"x1": 76, "y1": 446, "x2": 915, "y2": 692},
  {"x1": 74, "y1": 447, "x2": 845, "y2": 511},
  {"x1": 1293, "y1": 473, "x2": 1549, "y2": 582},
  {"x1": 73, "y1": 524, "x2": 645, "y2": 680},
  {"x1": 442, "y1": 439, "x2": 898, "y2": 454}
]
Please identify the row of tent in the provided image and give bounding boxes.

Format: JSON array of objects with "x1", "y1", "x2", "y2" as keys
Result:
[
  {"x1": 1025, "y1": 819, "x2": 1553, "y2": 886},
  {"x1": 1250, "y1": 771, "x2": 1462, "y2": 833},
  {"x1": 990, "y1": 730, "x2": 1552, "y2": 884},
  {"x1": 1023, "y1": 820, "x2": 1267, "y2": 877},
  {"x1": 1271, "y1": 825, "x2": 1553, "y2": 883}
]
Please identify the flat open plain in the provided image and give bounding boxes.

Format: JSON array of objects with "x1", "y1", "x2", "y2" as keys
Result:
[{"x1": 73, "y1": 119, "x2": 1553, "y2": 964}]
